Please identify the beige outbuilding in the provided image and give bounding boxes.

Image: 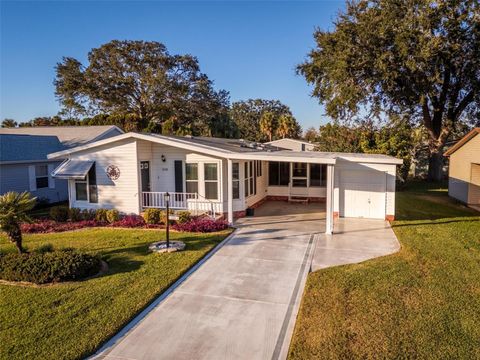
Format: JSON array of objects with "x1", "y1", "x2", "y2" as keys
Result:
[{"x1": 444, "y1": 128, "x2": 480, "y2": 208}]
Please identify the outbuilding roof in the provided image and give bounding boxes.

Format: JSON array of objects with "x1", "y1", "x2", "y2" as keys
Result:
[{"x1": 444, "y1": 128, "x2": 480, "y2": 156}]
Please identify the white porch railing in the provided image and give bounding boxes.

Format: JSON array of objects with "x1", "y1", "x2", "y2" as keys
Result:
[{"x1": 141, "y1": 192, "x2": 217, "y2": 218}]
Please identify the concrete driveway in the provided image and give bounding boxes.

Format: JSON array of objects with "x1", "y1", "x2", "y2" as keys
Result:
[
  {"x1": 94, "y1": 202, "x2": 324, "y2": 360},
  {"x1": 93, "y1": 202, "x2": 400, "y2": 360}
]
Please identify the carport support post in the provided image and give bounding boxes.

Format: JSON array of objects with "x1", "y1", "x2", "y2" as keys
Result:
[
  {"x1": 227, "y1": 159, "x2": 234, "y2": 225},
  {"x1": 325, "y1": 164, "x2": 335, "y2": 235}
]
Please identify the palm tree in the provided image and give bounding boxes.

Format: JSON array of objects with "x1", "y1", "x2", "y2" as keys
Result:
[
  {"x1": 0, "y1": 192, "x2": 36, "y2": 253},
  {"x1": 259, "y1": 112, "x2": 277, "y2": 141},
  {"x1": 277, "y1": 114, "x2": 298, "y2": 139}
]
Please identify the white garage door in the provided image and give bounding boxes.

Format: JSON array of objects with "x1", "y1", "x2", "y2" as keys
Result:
[{"x1": 340, "y1": 169, "x2": 386, "y2": 219}]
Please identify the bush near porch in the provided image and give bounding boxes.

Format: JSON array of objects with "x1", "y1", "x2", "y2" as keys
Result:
[
  {"x1": 288, "y1": 182, "x2": 480, "y2": 359},
  {"x1": 0, "y1": 227, "x2": 231, "y2": 359}
]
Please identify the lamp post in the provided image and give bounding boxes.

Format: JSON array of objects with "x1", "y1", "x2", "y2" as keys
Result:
[{"x1": 164, "y1": 192, "x2": 170, "y2": 249}]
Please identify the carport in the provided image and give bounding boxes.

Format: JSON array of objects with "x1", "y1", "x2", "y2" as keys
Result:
[{"x1": 226, "y1": 151, "x2": 402, "y2": 234}]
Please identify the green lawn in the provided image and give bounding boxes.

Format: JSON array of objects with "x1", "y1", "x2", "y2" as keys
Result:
[
  {"x1": 0, "y1": 228, "x2": 231, "y2": 360},
  {"x1": 289, "y1": 182, "x2": 480, "y2": 359}
]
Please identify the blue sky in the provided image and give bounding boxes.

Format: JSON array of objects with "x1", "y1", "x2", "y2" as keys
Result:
[{"x1": 0, "y1": 1, "x2": 344, "y2": 130}]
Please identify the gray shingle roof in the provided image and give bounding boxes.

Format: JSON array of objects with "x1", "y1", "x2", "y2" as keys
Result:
[
  {"x1": 0, "y1": 134, "x2": 65, "y2": 162},
  {"x1": 0, "y1": 126, "x2": 120, "y2": 148},
  {"x1": 0, "y1": 126, "x2": 122, "y2": 162}
]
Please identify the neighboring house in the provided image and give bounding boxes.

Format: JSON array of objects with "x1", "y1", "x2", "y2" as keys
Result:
[
  {"x1": 47, "y1": 133, "x2": 402, "y2": 234},
  {"x1": 0, "y1": 126, "x2": 123, "y2": 203},
  {"x1": 266, "y1": 138, "x2": 316, "y2": 151},
  {"x1": 444, "y1": 128, "x2": 480, "y2": 208}
]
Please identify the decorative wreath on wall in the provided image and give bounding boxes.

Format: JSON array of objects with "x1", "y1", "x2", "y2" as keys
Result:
[{"x1": 106, "y1": 165, "x2": 120, "y2": 180}]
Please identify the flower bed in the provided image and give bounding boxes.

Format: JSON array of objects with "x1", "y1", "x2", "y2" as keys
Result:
[
  {"x1": 172, "y1": 218, "x2": 229, "y2": 232},
  {"x1": 21, "y1": 215, "x2": 229, "y2": 234}
]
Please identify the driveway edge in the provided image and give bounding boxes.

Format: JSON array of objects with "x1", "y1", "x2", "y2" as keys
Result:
[{"x1": 90, "y1": 229, "x2": 238, "y2": 359}]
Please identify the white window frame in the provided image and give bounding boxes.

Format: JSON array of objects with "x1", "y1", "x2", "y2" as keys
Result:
[
  {"x1": 185, "y1": 162, "x2": 199, "y2": 195},
  {"x1": 74, "y1": 166, "x2": 97, "y2": 203},
  {"x1": 232, "y1": 162, "x2": 240, "y2": 200},
  {"x1": 74, "y1": 177, "x2": 89, "y2": 202},
  {"x1": 244, "y1": 161, "x2": 254, "y2": 197},
  {"x1": 204, "y1": 163, "x2": 219, "y2": 200},
  {"x1": 35, "y1": 164, "x2": 49, "y2": 189}
]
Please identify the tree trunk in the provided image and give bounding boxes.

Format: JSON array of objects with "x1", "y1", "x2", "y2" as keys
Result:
[
  {"x1": 9, "y1": 225, "x2": 24, "y2": 254},
  {"x1": 427, "y1": 150, "x2": 444, "y2": 182}
]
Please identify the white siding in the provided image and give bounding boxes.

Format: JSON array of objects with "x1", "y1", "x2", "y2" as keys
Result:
[{"x1": 69, "y1": 138, "x2": 140, "y2": 214}]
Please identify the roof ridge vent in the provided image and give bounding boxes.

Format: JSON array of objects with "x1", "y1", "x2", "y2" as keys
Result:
[{"x1": 184, "y1": 135, "x2": 194, "y2": 139}]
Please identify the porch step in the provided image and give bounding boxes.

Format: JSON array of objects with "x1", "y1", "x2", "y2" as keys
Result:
[{"x1": 288, "y1": 196, "x2": 309, "y2": 204}]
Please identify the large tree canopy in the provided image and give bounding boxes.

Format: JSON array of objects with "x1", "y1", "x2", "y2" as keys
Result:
[
  {"x1": 230, "y1": 99, "x2": 301, "y2": 141},
  {"x1": 298, "y1": 0, "x2": 480, "y2": 181},
  {"x1": 55, "y1": 40, "x2": 229, "y2": 135}
]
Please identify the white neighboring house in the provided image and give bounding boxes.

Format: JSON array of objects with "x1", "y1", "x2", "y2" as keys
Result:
[
  {"x1": 47, "y1": 133, "x2": 402, "y2": 234},
  {"x1": 0, "y1": 126, "x2": 123, "y2": 203},
  {"x1": 266, "y1": 138, "x2": 316, "y2": 151}
]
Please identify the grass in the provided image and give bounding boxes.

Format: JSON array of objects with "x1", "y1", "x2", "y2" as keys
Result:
[
  {"x1": 0, "y1": 227, "x2": 231, "y2": 360},
  {"x1": 289, "y1": 182, "x2": 480, "y2": 359}
]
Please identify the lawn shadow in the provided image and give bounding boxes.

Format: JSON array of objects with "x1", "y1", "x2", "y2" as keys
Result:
[{"x1": 392, "y1": 217, "x2": 479, "y2": 228}]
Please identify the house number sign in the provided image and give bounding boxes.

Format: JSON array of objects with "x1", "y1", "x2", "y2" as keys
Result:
[{"x1": 106, "y1": 165, "x2": 120, "y2": 180}]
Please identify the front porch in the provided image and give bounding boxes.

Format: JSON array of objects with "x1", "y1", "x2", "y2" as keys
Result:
[{"x1": 141, "y1": 191, "x2": 219, "y2": 217}]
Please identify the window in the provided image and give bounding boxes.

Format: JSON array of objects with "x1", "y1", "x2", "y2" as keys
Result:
[
  {"x1": 268, "y1": 162, "x2": 290, "y2": 186},
  {"x1": 75, "y1": 180, "x2": 88, "y2": 201},
  {"x1": 249, "y1": 161, "x2": 255, "y2": 195},
  {"x1": 232, "y1": 163, "x2": 240, "y2": 199},
  {"x1": 310, "y1": 164, "x2": 327, "y2": 187},
  {"x1": 35, "y1": 165, "x2": 49, "y2": 189},
  {"x1": 244, "y1": 161, "x2": 254, "y2": 197},
  {"x1": 256, "y1": 160, "x2": 262, "y2": 177},
  {"x1": 292, "y1": 163, "x2": 307, "y2": 187},
  {"x1": 244, "y1": 162, "x2": 249, "y2": 197},
  {"x1": 204, "y1": 163, "x2": 218, "y2": 199},
  {"x1": 185, "y1": 163, "x2": 198, "y2": 194},
  {"x1": 75, "y1": 165, "x2": 97, "y2": 202}
]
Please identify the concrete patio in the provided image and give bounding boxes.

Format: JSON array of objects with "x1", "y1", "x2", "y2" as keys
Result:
[{"x1": 311, "y1": 217, "x2": 400, "y2": 271}]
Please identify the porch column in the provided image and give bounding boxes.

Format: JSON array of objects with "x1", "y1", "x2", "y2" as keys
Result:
[
  {"x1": 325, "y1": 164, "x2": 335, "y2": 234},
  {"x1": 227, "y1": 159, "x2": 234, "y2": 225}
]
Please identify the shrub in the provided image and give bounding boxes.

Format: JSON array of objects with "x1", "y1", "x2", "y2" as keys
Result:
[
  {"x1": 95, "y1": 209, "x2": 108, "y2": 222},
  {"x1": 81, "y1": 209, "x2": 96, "y2": 221},
  {"x1": 160, "y1": 209, "x2": 174, "y2": 224},
  {"x1": 172, "y1": 218, "x2": 229, "y2": 233},
  {"x1": 176, "y1": 210, "x2": 191, "y2": 224},
  {"x1": 112, "y1": 215, "x2": 145, "y2": 228},
  {"x1": 0, "y1": 250, "x2": 102, "y2": 284},
  {"x1": 49, "y1": 206, "x2": 69, "y2": 222},
  {"x1": 37, "y1": 243, "x2": 54, "y2": 253},
  {"x1": 68, "y1": 208, "x2": 82, "y2": 222},
  {"x1": 143, "y1": 208, "x2": 161, "y2": 224},
  {"x1": 21, "y1": 220, "x2": 103, "y2": 234},
  {"x1": 106, "y1": 209, "x2": 120, "y2": 223}
]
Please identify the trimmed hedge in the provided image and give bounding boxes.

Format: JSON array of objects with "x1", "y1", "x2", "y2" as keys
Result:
[{"x1": 0, "y1": 250, "x2": 102, "y2": 284}]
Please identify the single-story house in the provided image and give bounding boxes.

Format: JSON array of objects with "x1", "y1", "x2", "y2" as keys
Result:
[
  {"x1": 266, "y1": 138, "x2": 316, "y2": 151},
  {"x1": 0, "y1": 126, "x2": 123, "y2": 203},
  {"x1": 47, "y1": 133, "x2": 402, "y2": 234},
  {"x1": 444, "y1": 128, "x2": 480, "y2": 207}
]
